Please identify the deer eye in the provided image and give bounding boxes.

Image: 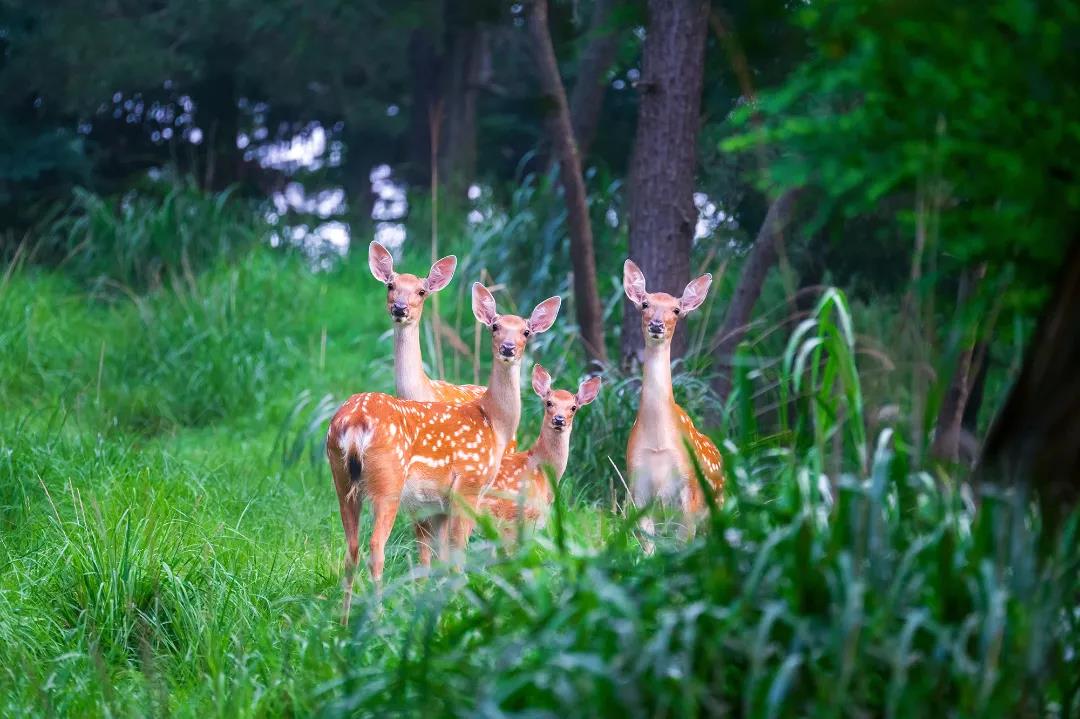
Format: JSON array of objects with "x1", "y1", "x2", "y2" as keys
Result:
[
  {"x1": 546, "y1": 401, "x2": 553, "y2": 408},
  {"x1": 387, "y1": 283, "x2": 395, "y2": 291},
  {"x1": 491, "y1": 323, "x2": 499, "y2": 333},
  {"x1": 673, "y1": 307, "x2": 680, "y2": 315},
  {"x1": 418, "y1": 289, "x2": 426, "y2": 296},
  {"x1": 571, "y1": 406, "x2": 578, "y2": 412},
  {"x1": 523, "y1": 329, "x2": 531, "y2": 337},
  {"x1": 641, "y1": 301, "x2": 648, "y2": 309}
]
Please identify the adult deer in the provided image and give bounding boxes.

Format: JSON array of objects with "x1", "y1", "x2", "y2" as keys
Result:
[
  {"x1": 327, "y1": 283, "x2": 561, "y2": 620},
  {"x1": 368, "y1": 241, "x2": 484, "y2": 403},
  {"x1": 623, "y1": 259, "x2": 724, "y2": 550},
  {"x1": 478, "y1": 364, "x2": 602, "y2": 528}
]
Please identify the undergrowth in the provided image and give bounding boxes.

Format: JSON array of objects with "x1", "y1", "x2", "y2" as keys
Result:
[{"x1": 0, "y1": 187, "x2": 1076, "y2": 717}]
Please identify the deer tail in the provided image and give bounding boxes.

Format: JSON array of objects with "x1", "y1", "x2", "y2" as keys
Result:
[{"x1": 338, "y1": 419, "x2": 375, "y2": 502}]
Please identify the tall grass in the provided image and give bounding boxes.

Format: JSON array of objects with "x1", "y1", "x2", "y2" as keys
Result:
[
  {"x1": 0, "y1": 189, "x2": 1076, "y2": 717},
  {"x1": 42, "y1": 181, "x2": 266, "y2": 293}
]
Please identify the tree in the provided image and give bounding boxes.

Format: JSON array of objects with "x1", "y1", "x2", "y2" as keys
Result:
[
  {"x1": 980, "y1": 238, "x2": 1080, "y2": 524},
  {"x1": 0, "y1": 0, "x2": 412, "y2": 201},
  {"x1": 527, "y1": 0, "x2": 608, "y2": 367},
  {"x1": 930, "y1": 263, "x2": 987, "y2": 464},
  {"x1": 724, "y1": 0, "x2": 1080, "y2": 448},
  {"x1": 621, "y1": 0, "x2": 710, "y2": 368},
  {"x1": 710, "y1": 187, "x2": 803, "y2": 404},
  {"x1": 725, "y1": 0, "x2": 1080, "y2": 316},
  {"x1": 568, "y1": 0, "x2": 622, "y2": 161}
]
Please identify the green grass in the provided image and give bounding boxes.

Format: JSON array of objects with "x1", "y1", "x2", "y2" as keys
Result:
[{"x1": 0, "y1": 191, "x2": 1077, "y2": 717}]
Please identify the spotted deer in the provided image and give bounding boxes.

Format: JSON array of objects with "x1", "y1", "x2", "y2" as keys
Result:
[
  {"x1": 327, "y1": 283, "x2": 561, "y2": 619},
  {"x1": 368, "y1": 241, "x2": 485, "y2": 403},
  {"x1": 478, "y1": 364, "x2": 602, "y2": 528},
  {"x1": 623, "y1": 259, "x2": 724, "y2": 548}
]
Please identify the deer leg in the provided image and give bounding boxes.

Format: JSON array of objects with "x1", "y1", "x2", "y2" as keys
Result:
[
  {"x1": 677, "y1": 514, "x2": 697, "y2": 543},
  {"x1": 337, "y1": 488, "x2": 362, "y2": 625},
  {"x1": 368, "y1": 495, "x2": 401, "y2": 585},
  {"x1": 638, "y1": 515, "x2": 656, "y2": 556},
  {"x1": 628, "y1": 463, "x2": 658, "y2": 555},
  {"x1": 415, "y1": 514, "x2": 445, "y2": 568},
  {"x1": 446, "y1": 515, "x2": 475, "y2": 568}
]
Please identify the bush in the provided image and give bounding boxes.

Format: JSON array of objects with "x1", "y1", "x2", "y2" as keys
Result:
[{"x1": 43, "y1": 182, "x2": 267, "y2": 293}]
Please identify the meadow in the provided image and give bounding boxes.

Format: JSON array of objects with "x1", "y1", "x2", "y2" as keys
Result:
[{"x1": 0, "y1": 189, "x2": 1077, "y2": 717}]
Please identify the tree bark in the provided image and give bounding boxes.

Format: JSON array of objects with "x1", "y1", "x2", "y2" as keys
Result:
[
  {"x1": 962, "y1": 340, "x2": 989, "y2": 433},
  {"x1": 979, "y1": 238, "x2": 1080, "y2": 520},
  {"x1": 930, "y1": 264, "x2": 988, "y2": 464},
  {"x1": 621, "y1": 0, "x2": 710, "y2": 369},
  {"x1": 438, "y1": 26, "x2": 489, "y2": 194},
  {"x1": 404, "y1": 9, "x2": 490, "y2": 194},
  {"x1": 568, "y1": 0, "x2": 621, "y2": 161},
  {"x1": 527, "y1": 0, "x2": 609, "y2": 367},
  {"x1": 199, "y1": 44, "x2": 241, "y2": 191},
  {"x1": 710, "y1": 188, "x2": 804, "y2": 403},
  {"x1": 405, "y1": 29, "x2": 441, "y2": 187}
]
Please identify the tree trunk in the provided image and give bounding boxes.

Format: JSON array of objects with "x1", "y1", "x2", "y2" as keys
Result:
[
  {"x1": 405, "y1": 29, "x2": 441, "y2": 187},
  {"x1": 569, "y1": 0, "x2": 621, "y2": 160},
  {"x1": 438, "y1": 26, "x2": 489, "y2": 195},
  {"x1": 199, "y1": 45, "x2": 241, "y2": 191},
  {"x1": 405, "y1": 9, "x2": 489, "y2": 195},
  {"x1": 711, "y1": 188, "x2": 804, "y2": 403},
  {"x1": 621, "y1": 0, "x2": 710, "y2": 369},
  {"x1": 979, "y1": 238, "x2": 1080, "y2": 521},
  {"x1": 930, "y1": 264, "x2": 987, "y2": 464},
  {"x1": 962, "y1": 340, "x2": 989, "y2": 433},
  {"x1": 527, "y1": 0, "x2": 609, "y2": 367}
]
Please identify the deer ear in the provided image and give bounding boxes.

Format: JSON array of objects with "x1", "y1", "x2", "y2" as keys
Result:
[
  {"x1": 678, "y1": 273, "x2": 713, "y2": 313},
  {"x1": 471, "y1": 283, "x2": 498, "y2": 326},
  {"x1": 532, "y1": 364, "x2": 552, "y2": 398},
  {"x1": 424, "y1": 255, "x2": 457, "y2": 292},
  {"x1": 576, "y1": 376, "x2": 602, "y2": 406},
  {"x1": 623, "y1": 259, "x2": 647, "y2": 305},
  {"x1": 369, "y1": 242, "x2": 395, "y2": 284},
  {"x1": 526, "y1": 296, "x2": 562, "y2": 334}
]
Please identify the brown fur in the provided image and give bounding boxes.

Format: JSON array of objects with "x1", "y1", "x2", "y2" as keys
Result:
[
  {"x1": 623, "y1": 260, "x2": 724, "y2": 543},
  {"x1": 478, "y1": 366, "x2": 601, "y2": 527},
  {"x1": 328, "y1": 284, "x2": 561, "y2": 621}
]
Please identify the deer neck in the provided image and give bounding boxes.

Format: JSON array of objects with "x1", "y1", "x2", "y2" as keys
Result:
[
  {"x1": 638, "y1": 343, "x2": 677, "y2": 431},
  {"x1": 393, "y1": 322, "x2": 432, "y2": 401},
  {"x1": 478, "y1": 360, "x2": 522, "y2": 464},
  {"x1": 527, "y1": 425, "x2": 571, "y2": 482}
]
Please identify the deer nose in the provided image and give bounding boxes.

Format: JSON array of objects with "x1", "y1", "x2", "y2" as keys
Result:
[
  {"x1": 552, "y1": 415, "x2": 566, "y2": 427},
  {"x1": 391, "y1": 302, "x2": 407, "y2": 317},
  {"x1": 648, "y1": 320, "x2": 664, "y2": 334},
  {"x1": 499, "y1": 343, "x2": 516, "y2": 358}
]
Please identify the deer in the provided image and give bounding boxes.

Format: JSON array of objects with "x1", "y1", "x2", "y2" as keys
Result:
[
  {"x1": 622, "y1": 259, "x2": 724, "y2": 551},
  {"x1": 368, "y1": 241, "x2": 485, "y2": 404},
  {"x1": 477, "y1": 364, "x2": 602, "y2": 529},
  {"x1": 326, "y1": 283, "x2": 561, "y2": 621}
]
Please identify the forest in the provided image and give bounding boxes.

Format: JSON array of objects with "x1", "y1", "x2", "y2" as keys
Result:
[{"x1": 1, "y1": 0, "x2": 1078, "y2": 716}]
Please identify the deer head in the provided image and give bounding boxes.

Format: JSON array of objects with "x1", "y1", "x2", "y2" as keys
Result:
[
  {"x1": 472, "y1": 283, "x2": 561, "y2": 365},
  {"x1": 532, "y1": 364, "x2": 602, "y2": 434},
  {"x1": 623, "y1": 259, "x2": 712, "y2": 347},
  {"x1": 369, "y1": 241, "x2": 457, "y2": 325}
]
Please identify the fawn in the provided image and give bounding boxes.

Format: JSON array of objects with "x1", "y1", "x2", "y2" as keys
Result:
[
  {"x1": 368, "y1": 241, "x2": 485, "y2": 403},
  {"x1": 478, "y1": 364, "x2": 602, "y2": 528},
  {"x1": 326, "y1": 283, "x2": 561, "y2": 619},
  {"x1": 623, "y1": 260, "x2": 724, "y2": 547}
]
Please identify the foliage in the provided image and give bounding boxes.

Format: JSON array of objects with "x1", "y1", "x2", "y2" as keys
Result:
[
  {"x1": 725, "y1": 0, "x2": 1080, "y2": 311},
  {"x1": 0, "y1": 120, "x2": 89, "y2": 203},
  {"x1": 41, "y1": 181, "x2": 267, "y2": 292},
  {"x1": 2, "y1": 229, "x2": 1077, "y2": 715}
]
